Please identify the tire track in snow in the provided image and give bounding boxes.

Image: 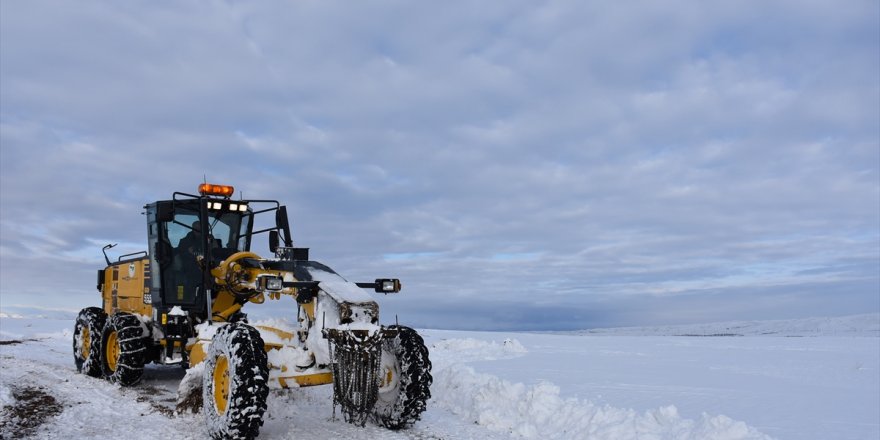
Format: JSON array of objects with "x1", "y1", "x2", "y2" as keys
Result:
[
  {"x1": 0, "y1": 340, "x2": 200, "y2": 439},
  {"x1": 0, "y1": 384, "x2": 62, "y2": 439}
]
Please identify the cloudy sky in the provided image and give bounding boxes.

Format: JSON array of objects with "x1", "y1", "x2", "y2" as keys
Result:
[{"x1": 1, "y1": 0, "x2": 878, "y2": 330}]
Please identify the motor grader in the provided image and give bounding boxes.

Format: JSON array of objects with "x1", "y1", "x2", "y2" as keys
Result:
[{"x1": 72, "y1": 183, "x2": 432, "y2": 439}]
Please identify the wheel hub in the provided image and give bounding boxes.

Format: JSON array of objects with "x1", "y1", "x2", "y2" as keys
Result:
[
  {"x1": 378, "y1": 350, "x2": 400, "y2": 396},
  {"x1": 80, "y1": 327, "x2": 90, "y2": 360},
  {"x1": 105, "y1": 330, "x2": 119, "y2": 372},
  {"x1": 213, "y1": 355, "x2": 230, "y2": 415}
]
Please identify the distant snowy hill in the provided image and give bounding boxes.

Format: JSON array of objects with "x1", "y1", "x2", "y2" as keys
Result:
[
  {"x1": 571, "y1": 313, "x2": 880, "y2": 337},
  {"x1": 0, "y1": 305, "x2": 78, "y2": 321}
]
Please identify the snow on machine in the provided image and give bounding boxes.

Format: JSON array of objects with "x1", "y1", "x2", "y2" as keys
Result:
[{"x1": 72, "y1": 183, "x2": 432, "y2": 439}]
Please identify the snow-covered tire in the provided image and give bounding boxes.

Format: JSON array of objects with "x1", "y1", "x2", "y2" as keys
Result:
[
  {"x1": 203, "y1": 323, "x2": 269, "y2": 440},
  {"x1": 73, "y1": 307, "x2": 107, "y2": 377},
  {"x1": 373, "y1": 325, "x2": 432, "y2": 429},
  {"x1": 100, "y1": 312, "x2": 146, "y2": 386}
]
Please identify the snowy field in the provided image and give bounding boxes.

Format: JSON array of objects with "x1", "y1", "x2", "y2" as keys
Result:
[{"x1": 1, "y1": 311, "x2": 877, "y2": 440}]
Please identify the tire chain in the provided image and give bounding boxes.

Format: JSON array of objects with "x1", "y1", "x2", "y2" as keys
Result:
[{"x1": 326, "y1": 329, "x2": 384, "y2": 426}]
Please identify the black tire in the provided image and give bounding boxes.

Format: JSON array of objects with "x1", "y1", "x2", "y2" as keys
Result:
[
  {"x1": 203, "y1": 323, "x2": 269, "y2": 440},
  {"x1": 101, "y1": 312, "x2": 147, "y2": 386},
  {"x1": 73, "y1": 307, "x2": 107, "y2": 377},
  {"x1": 373, "y1": 325, "x2": 432, "y2": 429}
]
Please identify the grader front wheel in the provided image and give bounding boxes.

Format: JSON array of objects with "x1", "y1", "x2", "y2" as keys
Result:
[
  {"x1": 212, "y1": 355, "x2": 231, "y2": 414},
  {"x1": 203, "y1": 323, "x2": 269, "y2": 440},
  {"x1": 372, "y1": 325, "x2": 433, "y2": 429}
]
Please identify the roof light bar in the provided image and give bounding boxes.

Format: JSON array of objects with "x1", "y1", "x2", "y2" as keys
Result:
[{"x1": 198, "y1": 183, "x2": 234, "y2": 198}]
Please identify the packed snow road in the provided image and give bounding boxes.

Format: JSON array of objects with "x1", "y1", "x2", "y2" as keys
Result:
[{"x1": 2, "y1": 315, "x2": 878, "y2": 439}]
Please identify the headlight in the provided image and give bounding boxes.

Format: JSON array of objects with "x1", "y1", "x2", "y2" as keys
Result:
[
  {"x1": 377, "y1": 278, "x2": 401, "y2": 293},
  {"x1": 267, "y1": 277, "x2": 283, "y2": 291},
  {"x1": 261, "y1": 276, "x2": 283, "y2": 291},
  {"x1": 206, "y1": 201, "x2": 248, "y2": 212},
  {"x1": 355, "y1": 278, "x2": 402, "y2": 293}
]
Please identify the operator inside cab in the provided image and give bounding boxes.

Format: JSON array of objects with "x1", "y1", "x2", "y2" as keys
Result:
[
  {"x1": 177, "y1": 221, "x2": 214, "y2": 258},
  {"x1": 173, "y1": 221, "x2": 210, "y2": 301}
]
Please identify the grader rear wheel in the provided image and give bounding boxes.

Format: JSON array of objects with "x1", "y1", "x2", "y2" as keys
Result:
[
  {"x1": 73, "y1": 307, "x2": 107, "y2": 377},
  {"x1": 101, "y1": 312, "x2": 146, "y2": 386}
]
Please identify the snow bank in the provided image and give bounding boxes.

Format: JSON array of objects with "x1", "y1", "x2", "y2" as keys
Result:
[
  {"x1": 427, "y1": 334, "x2": 776, "y2": 439},
  {"x1": 177, "y1": 361, "x2": 205, "y2": 404},
  {"x1": 432, "y1": 364, "x2": 773, "y2": 440}
]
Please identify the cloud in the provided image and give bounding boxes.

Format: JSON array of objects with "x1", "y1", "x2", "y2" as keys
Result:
[{"x1": 1, "y1": 0, "x2": 877, "y2": 329}]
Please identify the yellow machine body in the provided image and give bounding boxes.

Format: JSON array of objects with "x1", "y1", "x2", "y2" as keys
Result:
[{"x1": 100, "y1": 257, "x2": 153, "y2": 317}]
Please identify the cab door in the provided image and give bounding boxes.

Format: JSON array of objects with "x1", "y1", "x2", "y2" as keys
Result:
[{"x1": 147, "y1": 201, "x2": 208, "y2": 311}]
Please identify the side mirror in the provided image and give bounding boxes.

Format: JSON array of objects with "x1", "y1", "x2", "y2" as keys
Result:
[
  {"x1": 275, "y1": 206, "x2": 293, "y2": 247},
  {"x1": 269, "y1": 230, "x2": 279, "y2": 253}
]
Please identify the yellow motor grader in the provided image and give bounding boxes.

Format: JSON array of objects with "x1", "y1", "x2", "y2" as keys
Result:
[{"x1": 72, "y1": 183, "x2": 432, "y2": 439}]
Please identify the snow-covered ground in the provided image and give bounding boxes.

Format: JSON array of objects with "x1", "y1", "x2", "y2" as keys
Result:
[{"x1": 1, "y1": 312, "x2": 877, "y2": 440}]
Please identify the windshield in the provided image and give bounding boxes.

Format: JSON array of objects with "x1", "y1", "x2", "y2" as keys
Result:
[{"x1": 167, "y1": 209, "x2": 250, "y2": 252}]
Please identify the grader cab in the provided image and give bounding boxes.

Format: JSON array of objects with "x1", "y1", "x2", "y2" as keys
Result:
[{"x1": 73, "y1": 183, "x2": 432, "y2": 439}]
